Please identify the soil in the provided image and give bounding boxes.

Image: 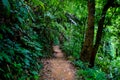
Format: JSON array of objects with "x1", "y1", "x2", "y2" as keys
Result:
[{"x1": 40, "y1": 45, "x2": 76, "y2": 80}]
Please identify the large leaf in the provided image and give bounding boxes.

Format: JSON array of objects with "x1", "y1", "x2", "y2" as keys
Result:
[{"x1": 2, "y1": 0, "x2": 10, "y2": 15}]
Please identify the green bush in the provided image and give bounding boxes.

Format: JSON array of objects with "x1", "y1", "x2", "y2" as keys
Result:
[{"x1": 0, "y1": 0, "x2": 43, "y2": 79}]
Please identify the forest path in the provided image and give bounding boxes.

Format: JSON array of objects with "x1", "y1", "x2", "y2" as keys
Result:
[{"x1": 40, "y1": 45, "x2": 76, "y2": 80}]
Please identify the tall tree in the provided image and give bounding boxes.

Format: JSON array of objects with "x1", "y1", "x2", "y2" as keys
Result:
[
  {"x1": 80, "y1": 0, "x2": 119, "y2": 67},
  {"x1": 80, "y1": 0, "x2": 95, "y2": 62}
]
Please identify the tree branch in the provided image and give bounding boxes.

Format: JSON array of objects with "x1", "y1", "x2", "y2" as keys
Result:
[{"x1": 94, "y1": 0, "x2": 115, "y2": 51}]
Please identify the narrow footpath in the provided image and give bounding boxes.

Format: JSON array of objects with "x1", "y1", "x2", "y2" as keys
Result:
[{"x1": 41, "y1": 45, "x2": 76, "y2": 80}]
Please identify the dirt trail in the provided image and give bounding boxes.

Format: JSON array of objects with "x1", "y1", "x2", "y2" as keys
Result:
[{"x1": 41, "y1": 46, "x2": 76, "y2": 80}]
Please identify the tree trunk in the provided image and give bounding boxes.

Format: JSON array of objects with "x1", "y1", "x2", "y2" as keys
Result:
[
  {"x1": 80, "y1": 0, "x2": 95, "y2": 62},
  {"x1": 89, "y1": 0, "x2": 115, "y2": 67},
  {"x1": 80, "y1": 0, "x2": 115, "y2": 67}
]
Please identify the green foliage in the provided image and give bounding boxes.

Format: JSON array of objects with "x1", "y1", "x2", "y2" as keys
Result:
[
  {"x1": 75, "y1": 60, "x2": 106, "y2": 80},
  {"x1": 77, "y1": 68, "x2": 106, "y2": 80},
  {"x1": 2, "y1": 0, "x2": 10, "y2": 15},
  {"x1": 96, "y1": 54, "x2": 120, "y2": 80},
  {"x1": 0, "y1": 0, "x2": 120, "y2": 79},
  {"x1": 0, "y1": 0, "x2": 42, "y2": 79}
]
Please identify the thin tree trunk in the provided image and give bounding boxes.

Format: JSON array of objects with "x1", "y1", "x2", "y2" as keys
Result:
[{"x1": 80, "y1": 0, "x2": 95, "y2": 62}]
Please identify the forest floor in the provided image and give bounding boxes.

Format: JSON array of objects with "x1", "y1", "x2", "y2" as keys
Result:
[{"x1": 40, "y1": 45, "x2": 76, "y2": 80}]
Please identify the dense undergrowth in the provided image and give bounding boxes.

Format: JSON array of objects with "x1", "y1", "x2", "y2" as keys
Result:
[
  {"x1": 0, "y1": 0, "x2": 43, "y2": 79},
  {"x1": 0, "y1": 0, "x2": 120, "y2": 80}
]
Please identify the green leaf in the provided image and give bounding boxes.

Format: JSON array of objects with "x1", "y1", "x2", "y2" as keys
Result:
[
  {"x1": 0, "y1": 68, "x2": 4, "y2": 72},
  {"x1": 2, "y1": 0, "x2": 10, "y2": 15},
  {"x1": 0, "y1": 34, "x2": 3, "y2": 39},
  {"x1": 0, "y1": 51, "x2": 11, "y2": 63},
  {"x1": 17, "y1": 17, "x2": 24, "y2": 24},
  {"x1": 24, "y1": 59, "x2": 30, "y2": 66},
  {"x1": 31, "y1": 71, "x2": 38, "y2": 75},
  {"x1": 21, "y1": 49, "x2": 30, "y2": 54},
  {"x1": 31, "y1": 0, "x2": 44, "y2": 9},
  {"x1": 0, "y1": 56, "x2": 3, "y2": 61}
]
